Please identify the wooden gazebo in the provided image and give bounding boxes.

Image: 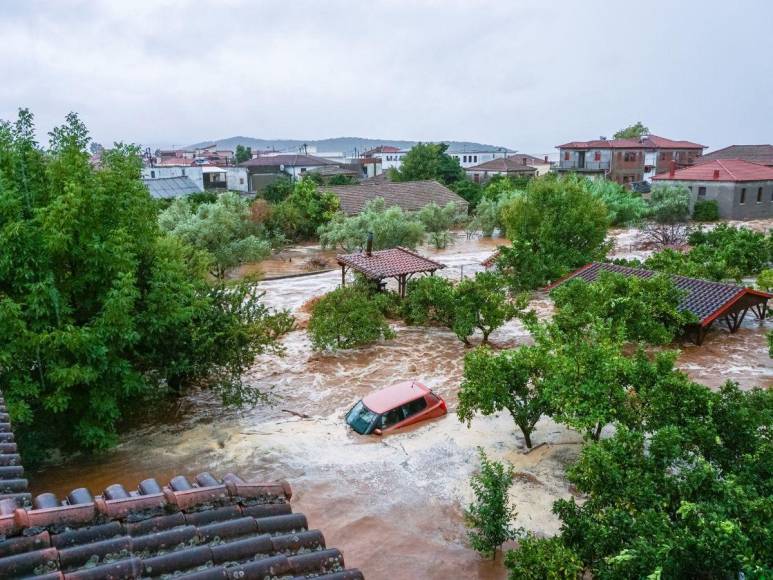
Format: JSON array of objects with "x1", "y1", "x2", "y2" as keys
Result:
[
  {"x1": 337, "y1": 246, "x2": 445, "y2": 297},
  {"x1": 548, "y1": 262, "x2": 772, "y2": 345}
]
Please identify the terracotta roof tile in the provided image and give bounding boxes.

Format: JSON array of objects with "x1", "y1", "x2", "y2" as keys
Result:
[
  {"x1": 557, "y1": 134, "x2": 705, "y2": 150},
  {"x1": 337, "y1": 247, "x2": 445, "y2": 279},
  {"x1": 0, "y1": 394, "x2": 30, "y2": 510},
  {"x1": 323, "y1": 179, "x2": 468, "y2": 216},
  {"x1": 697, "y1": 144, "x2": 773, "y2": 167},
  {"x1": 465, "y1": 157, "x2": 538, "y2": 173},
  {"x1": 652, "y1": 159, "x2": 773, "y2": 182},
  {"x1": 238, "y1": 154, "x2": 336, "y2": 168},
  {"x1": 550, "y1": 262, "x2": 771, "y2": 327}
]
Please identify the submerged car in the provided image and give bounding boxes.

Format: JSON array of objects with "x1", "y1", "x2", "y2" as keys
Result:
[{"x1": 345, "y1": 381, "x2": 447, "y2": 435}]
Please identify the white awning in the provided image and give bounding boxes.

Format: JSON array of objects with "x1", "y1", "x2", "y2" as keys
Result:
[{"x1": 201, "y1": 165, "x2": 227, "y2": 173}]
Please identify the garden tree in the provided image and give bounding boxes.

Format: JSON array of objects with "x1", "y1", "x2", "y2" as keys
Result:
[
  {"x1": 450, "y1": 179, "x2": 482, "y2": 209},
  {"x1": 757, "y1": 268, "x2": 773, "y2": 291},
  {"x1": 550, "y1": 272, "x2": 695, "y2": 345},
  {"x1": 457, "y1": 345, "x2": 552, "y2": 448},
  {"x1": 498, "y1": 174, "x2": 609, "y2": 290},
  {"x1": 327, "y1": 174, "x2": 356, "y2": 185},
  {"x1": 400, "y1": 276, "x2": 456, "y2": 327},
  {"x1": 648, "y1": 183, "x2": 691, "y2": 224},
  {"x1": 472, "y1": 196, "x2": 498, "y2": 237},
  {"x1": 688, "y1": 224, "x2": 771, "y2": 278},
  {"x1": 613, "y1": 121, "x2": 650, "y2": 140},
  {"x1": 536, "y1": 323, "x2": 636, "y2": 441},
  {"x1": 262, "y1": 176, "x2": 293, "y2": 203},
  {"x1": 692, "y1": 199, "x2": 719, "y2": 221},
  {"x1": 234, "y1": 144, "x2": 252, "y2": 164},
  {"x1": 317, "y1": 198, "x2": 425, "y2": 252},
  {"x1": 307, "y1": 286, "x2": 395, "y2": 350},
  {"x1": 504, "y1": 535, "x2": 583, "y2": 580},
  {"x1": 390, "y1": 142, "x2": 465, "y2": 185},
  {"x1": 159, "y1": 192, "x2": 271, "y2": 279},
  {"x1": 268, "y1": 177, "x2": 339, "y2": 240},
  {"x1": 482, "y1": 174, "x2": 529, "y2": 201},
  {"x1": 586, "y1": 178, "x2": 649, "y2": 225},
  {"x1": 453, "y1": 271, "x2": 520, "y2": 345},
  {"x1": 417, "y1": 201, "x2": 464, "y2": 249},
  {"x1": 0, "y1": 110, "x2": 292, "y2": 456},
  {"x1": 465, "y1": 449, "x2": 518, "y2": 559}
]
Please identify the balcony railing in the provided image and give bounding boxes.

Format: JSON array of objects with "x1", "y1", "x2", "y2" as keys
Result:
[{"x1": 558, "y1": 160, "x2": 610, "y2": 171}]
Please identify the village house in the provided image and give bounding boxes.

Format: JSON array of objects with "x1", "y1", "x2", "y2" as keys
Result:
[
  {"x1": 362, "y1": 145, "x2": 405, "y2": 171},
  {"x1": 238, "y1": 153, "x2": 340, "y2": 191},
  {"x1": 362, "y1": 144, "x2": 512, "y2": 172},
  {"x1": 556, "y1": 134, "x2": 705, "y2": 186},
  {"x1": 696, "y1": 144, "x2": 773, "y2": 167},
  {"x1": 465, "y1": 154, "x2": 549, "y2": 183},
  {"x1": 322, "y1": 179, "x2": 468, "y2": 216},
  {"x1": 652, "y1": 159, "x2": 773, "y2": 220}
]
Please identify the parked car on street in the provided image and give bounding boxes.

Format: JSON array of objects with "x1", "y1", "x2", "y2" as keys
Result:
[{"x1": 345, "y1": 381, "x2": 447, "y2": 435}]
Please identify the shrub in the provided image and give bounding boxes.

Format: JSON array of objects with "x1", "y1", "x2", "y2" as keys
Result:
[
  {"x1": 473, "y1": 197, "x2": 498, "y2": 237},
  {"x1": 308, "y1": 287, "x2": 395, "y2": 350},
  {"x1": 318, "y1": 198, "x2": 425, "y2": 252},
  {"x1": 648, "y1": 184, "x2": 691, "y2": 224},
  {"x1": 499, "y1": 175, "x2": 609, "y2": 290},
  {"x1": 262, "y1": 176, "x2": 294, "y2": 203},
  {"x1": 587, "y1": 179, "x2": 649, "y2": 225},
  {"x1": 269, "y1": 177, "x2": 339, "y2": 240},
  {"x1": 417, "y1": 201, "x2": 464, "y2": 249},
  {"x1": 692, "y1": 199, "x2": 719, "y2": 221},
  {"x1": 757, "y1": 268, "x2": 773, "y2": 292},
  {"x1": 504, "y1": 535, "x2": 583, "y2": 580},
  {"x1": 465, "y1": 449, "x2": 517, "y2": 559},
  {"x1": 401, "y1": 276, "x2": 456, "y2": 326},
  {"x1": 688, "y1": 224, "x2": 770, "y2": 277}
]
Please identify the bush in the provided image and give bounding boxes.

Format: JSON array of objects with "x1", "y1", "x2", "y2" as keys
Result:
[
  {"x1": 587, "y1": 178, "x2": 650, "y2": 226},
  {"x1": 757, "y1": 269, "x2": 773, "y2": 292},
  {"x1": 465, "y1": 449, "x2": 517, "y2": 559},
  {"x1": 417, "y1": 201, "x2": 464, "y2": 249},
  {"x1": 308, "y1": 287, "x2": 395, "y2": 350},
  {"x1": 504, "y1": 535, "x2": 583, "y2": 580},
  {"x1": 648, "y1": 184, "x2": 691, "y2": 224},
  {"x1": 499, "y1": 175, "x2": 609, "y2": 290},
  {"x1": 688, "y1": 224, "x2": 770, "y2": 276},
  {"x1": 692, "y1": 199, "x2": 719, "y2": 221},
  {"x1": 262, "y1": 176, "x2": 294, "y2": 203},
  {"x1": 472, "y1": 197, "x2": 498, "y2": 237},
  {"x1": 268, "y1": 177, "x2": 339, "y2": 240},
  {"x1": 401, "y1": 276, "x2": 456, "y2": 326},
  {"x1": 318, "y1": 198, "x2": 425, "y2": 252}
]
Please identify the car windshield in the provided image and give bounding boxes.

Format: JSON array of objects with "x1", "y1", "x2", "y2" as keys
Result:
[{"x1": 346, "y1": 401, "x2": 379, "y2": 434}]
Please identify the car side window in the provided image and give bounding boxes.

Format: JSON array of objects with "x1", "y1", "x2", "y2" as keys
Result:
[
  {"x1": 382, "y1": 409, "x2": 403, "y2": 428},
  {"x1": 404, "y1": 397, "x2": 428, "y2": 418}
]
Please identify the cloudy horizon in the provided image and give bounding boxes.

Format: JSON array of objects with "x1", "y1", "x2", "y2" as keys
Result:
[{"x1": 1, "y1": 0, "x2": 771, "y2": 156}]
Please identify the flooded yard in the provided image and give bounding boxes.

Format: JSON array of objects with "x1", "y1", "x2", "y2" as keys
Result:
[{"x1": 29, "y1": 229, "x2": 773, "y2": 579}]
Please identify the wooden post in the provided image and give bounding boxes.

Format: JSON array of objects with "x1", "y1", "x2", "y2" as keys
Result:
[{"x1": 341, "y1": 265, "x2": 346, "y2": 287}]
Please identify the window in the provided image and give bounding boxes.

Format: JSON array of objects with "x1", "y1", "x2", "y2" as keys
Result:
[
  {"x1": 474, "y1": 155, "x2": 478, "y2": 163},
  {"x1": 182, "y1": 168, "x2": 186, "y2": 176},
  {"x1": 300, "y1": 167, "x2": 306, "y2": 173},
  {"x1": 150, "y1": 170, "x2": 155, "y2": 178},
  {"x1": 661, "y1": 152, "x2": 667, "y2": 161},
  {"x1": 403, "y1": 397, "x2": 428, "y2": 418},
  {"x1": 757, "y1": 187, "x2": 763, "y2": 203},
  {"x1": 463, "y1": 155, "x2": 468, "y2": 163},
  {"x1": 594, "y1": 151, "x2": 601, "y2": 161},
  {"x1": 381, "y1": 408, "x2": 403, "y2": 428},
  {"x1": 617, "y1": 152, "x2": 623, "y2": 160},
  {"x1": 239, "y1": 178, "x2": 244, "y2": 185},
  {"x1": 624, "y1": 152, "x2": 635, "y2": 162},
  {"x1": 740, "y1": 188, "x2": 746, "y2": 204},
  {"x1": 698, "y1": 186, "x2": 706, "y2": 198},
  {"x1": 564, "y1": 151, "x2": 570, "y2": 161}
]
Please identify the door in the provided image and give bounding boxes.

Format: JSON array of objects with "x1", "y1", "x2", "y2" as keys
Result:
[{"x1": 577, "y1": 151, "x2": 586, "y2": 169}]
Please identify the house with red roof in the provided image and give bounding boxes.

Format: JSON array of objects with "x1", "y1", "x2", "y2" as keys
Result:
[
  {"x1": 556, "y1": 134, "x2": 705, "y2": 187},
  {"x1": 652, "y1": 159, "x2": 773, "y2": 219}
]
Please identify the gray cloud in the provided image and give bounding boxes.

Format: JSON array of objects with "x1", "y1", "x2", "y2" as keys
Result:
[{"x1": 1, "y1": 0, "x2": 771, "y2": 155}]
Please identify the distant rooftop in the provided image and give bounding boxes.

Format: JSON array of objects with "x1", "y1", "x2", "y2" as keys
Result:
[
  {"x1": 466, "y1": 156, "x2": 538, "y2": 173},
  {"x1": 239, "y1": 154, "x2": 336, "y2": 168},
  {"x1": 557, "y1": 134, "x2": 705, "y2": 150},
  {"x1": 697, "y1": 145, "x2": 773, "y2": 167},
  {"x1": 323, "y1": 179, "x2": 468, "y2": 215},
  {"x1": 142, "y1": 176, "x2": 202, "y2": 199},
  {"x1": 652, "y1": 159, "x2": 773, "y2": 182}
]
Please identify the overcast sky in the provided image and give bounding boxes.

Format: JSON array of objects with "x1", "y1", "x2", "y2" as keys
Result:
[{"x1": 1, "y1": 0, "x2": 771, "y2": 156}]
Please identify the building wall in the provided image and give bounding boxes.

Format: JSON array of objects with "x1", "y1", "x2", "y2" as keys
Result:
[
  {"x1": 449, "y1": 151, "x2": 507, "y2": 168},
  {"x1": 141, "y1": 166, "x2": 203, "y2": 190},
  {"x1": 654, "y1": 149, "x2": 703, "y2": 174},
  {"x1": 226, "y1": 167, "x2": 249, "y2": 192},
  {"x1": 671, "y1": 179, "x2": 773, "y2": 219}
]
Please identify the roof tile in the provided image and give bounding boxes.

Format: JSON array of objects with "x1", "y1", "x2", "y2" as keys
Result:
[
  {"x1": 652, "y1": 158, "x2": 773, "y2": 182},
  {"x1": 323, "y1": 179, "x2": 467, "y2": 215},
  {"x1": 338, "y1": 247, "x2": 445, "y2": 279}
]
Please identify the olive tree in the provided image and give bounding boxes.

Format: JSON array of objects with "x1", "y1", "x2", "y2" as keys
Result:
[
  {"x1": 308, "y1": 287, "x2": 395, "y2": 350},
  {"x1": 453, "y1": 271, "x2": 520, "y2": 345}
]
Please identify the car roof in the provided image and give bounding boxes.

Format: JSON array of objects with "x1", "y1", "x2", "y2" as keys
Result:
[{"x1": 362, "y1": 381, "x2": 430, "y2": 414}]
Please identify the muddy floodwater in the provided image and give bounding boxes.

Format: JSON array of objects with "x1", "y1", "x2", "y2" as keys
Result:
[{"x1": 29, "y1": 229, "x2": 772, "y2": 579}]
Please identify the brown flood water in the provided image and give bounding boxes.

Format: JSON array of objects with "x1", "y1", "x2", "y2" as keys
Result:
[{"x1": 28, "y1": 230, "x2": 772, "y2": 579}]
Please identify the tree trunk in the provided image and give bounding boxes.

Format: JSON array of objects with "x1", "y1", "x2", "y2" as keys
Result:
[
  {"x1": 592, "y1": 422, "x2": 603, "y2": 441},
  {"x1": 521, "y1": 428, "x2": 533, "y2": 449}
]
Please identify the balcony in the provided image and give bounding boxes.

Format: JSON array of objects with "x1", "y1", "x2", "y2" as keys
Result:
[{"x1": 558, "y1": 160, "x2": 610, "y2": 172}]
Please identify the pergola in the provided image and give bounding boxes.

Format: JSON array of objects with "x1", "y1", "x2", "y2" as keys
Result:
[
  {"x1": 548, "y1": 262, "x2": 772, "y2": 345},
  {"x1": 337, "y1": 247, "x2": 445, "y2": 297}
]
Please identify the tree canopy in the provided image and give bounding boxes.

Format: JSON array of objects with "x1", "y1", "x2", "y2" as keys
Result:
[
  {"x1": 390, "y1": 142, "x2": 465, "y2": 185},
  {"x1": 613, "y1": 122, "x2": 650, "y2": 140},
  {"x1": 234, "y1": 144, "x2": 252, "y2": 164}
]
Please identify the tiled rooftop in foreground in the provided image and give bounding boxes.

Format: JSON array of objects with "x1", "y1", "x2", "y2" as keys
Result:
[{"x1": 0, "y1": 393, "x2": 363, "y2": 579}]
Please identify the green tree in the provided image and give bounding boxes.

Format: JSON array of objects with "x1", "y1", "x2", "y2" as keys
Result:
[
  {"x1": 269, "y1": 177, "x2": 339, "y2": 240},
  {"x1": 417, "y1": 201, "x2": 463, "y2": 249},
  {"x1": 327, "y1": 174, "x2": 356, "y2": 185},
  {"x1": 757, "y1": 268, "x2": 773, "y2": 292},
  {"x1": 450, "y1": 178, "x2": 482, "y2": 209},
  {"x1": 465, "y1": 448, "x2": 518, "y2": 559},
  {"x1": 692, "y1": 199, "x2": 719, "y2": 221},
  {"x1": 234, "y1": 144, "x2": 252, "y2": 164},
  {"x1": 613, "y1": 121, "x2": 650, "y2": 140},
  {"x1": 317, "y1": 198, "x2": 425, "y2": 252},
  {"x1": 453, "y1": 271, "x2": 518, "y2": 345},
  {"x1": 504, "y1": 535, "x2": 583, "y2": 580},
  {"x1": 586, "y1": 178, "x2": 649, "y2": 225},
  {"x1": 390, "y1": 142, "x2": 465, "y2": 185},
  {"x1": 458, "y1": 346, "x2": 552, "y2": 448},
  {"x1": 0, "y1": 110, "x2": 292, "y2": 455},
  {"x1": 550, "y1": 272, "x2": 695, "y2": 345},
  {"x1": 308, "y1": 286, "x2": 395, "y2": 350},
  {"x1": 472, "y1": 197, "x2": 498, "y2": 237},
  {"x1": 648, "y1": 183, "x2": 691, "y2": 224},
  {"x1": 498, "y1": 175, "x2": 609, "y2": 290},
  {"x1": 159, "y1": 192, "x2": 271, "y2": 279},
  {"x1": 262, "y1": 176, "x2": 294, "y2": 203}
]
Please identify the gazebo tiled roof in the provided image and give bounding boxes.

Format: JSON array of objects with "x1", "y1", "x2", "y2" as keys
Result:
[
  {"x1": 337, "y1": 247, "x2": 444, "y2": 279},
  {"x1": 547, "y1": 262, "x2": 771, "y2": 343}
]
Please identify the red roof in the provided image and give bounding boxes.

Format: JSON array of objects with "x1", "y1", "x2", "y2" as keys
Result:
[
  {"x1": 337, "y1": 247, "x2": 445, "y2": 279},
  {"x1": 466, "y1": 157, "x2": 538, "y2": 173},
  {"x1": 652, "y1": 159, "x2": 773, "y2": 182},
  {"x1": 363, "y1": 381, "x2": 430, "y2": 414},
  {"x1": 239, "y1": 154, "x2": 336, "y2": 168},
  {"x1": 557, "y1": 134, "x2": 705, "y2": 150},
  {"x1": 364, "y1": 145, "x2": 402, "y2": 155},
  {"x1": 697, "y1": 144, "x2": 773, "y2": 167}
]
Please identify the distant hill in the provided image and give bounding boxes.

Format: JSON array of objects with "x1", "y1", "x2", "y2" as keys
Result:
[{"x1": 186, "y1": 136, "x2": 512, "y2": 156}]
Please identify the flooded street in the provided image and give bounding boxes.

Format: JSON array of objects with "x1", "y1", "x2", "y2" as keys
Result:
[{"x1": 29, "y1": 230, "x2": 772, "y2": 579}]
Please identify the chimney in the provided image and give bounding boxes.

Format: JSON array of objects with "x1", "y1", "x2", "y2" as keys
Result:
[
  {"x1": 366, "y1": 232, "x2": 373, "y2": 257},
  {"x1": 522, "y1": 157, "x2": 527, "y2": 166},
  {"x1": 544, "y1": 155, "x2": 549, "y2": 163},
  {"x1": 713, "y1": 168, "x2": 720, "y2": 179},
  {"x1": 669, "y1": 160, "x2": 676, "y2": 177}
]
